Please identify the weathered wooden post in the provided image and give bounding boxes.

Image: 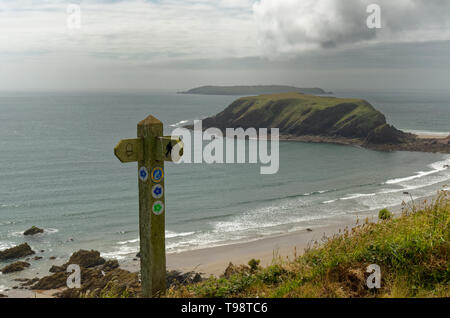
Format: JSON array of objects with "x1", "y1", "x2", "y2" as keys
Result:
[{"x1": 114, "y1": 115, "x2": 183, "y2": 297}]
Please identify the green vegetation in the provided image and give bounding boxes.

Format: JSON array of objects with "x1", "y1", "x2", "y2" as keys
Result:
[
  {"x1": 378, "y1": 208, "x2": 392, "y2": 220},
  {"x1": 179, "y1": 85, "x2": 330, "y2": 96},
  {"x1": 167, "y1": 191, "x2": 449, "y2": 298},
  {"x1": 202, "y1": 93, "x2": 393, "y2": 140}
]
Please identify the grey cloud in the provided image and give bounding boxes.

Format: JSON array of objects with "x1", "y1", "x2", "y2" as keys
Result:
[{"x1": 253, "y1": 0, "x2": 450, "y2": 57}]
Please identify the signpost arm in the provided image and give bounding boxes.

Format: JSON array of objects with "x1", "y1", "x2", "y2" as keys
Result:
[{"x1": 137, "y1": 115, "x2": 166, "y2": 297}]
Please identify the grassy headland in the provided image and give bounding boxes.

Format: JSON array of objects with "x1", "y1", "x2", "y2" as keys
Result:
[
  {"x1": 201, "y1": 93, "x2": 407, "y2": 142},
  {"x1": 199, "y1": 92, "x2": 450, "y2": 153},
  {"x1": 167, "y1": 191, "x2": 449, "y2": 298}
]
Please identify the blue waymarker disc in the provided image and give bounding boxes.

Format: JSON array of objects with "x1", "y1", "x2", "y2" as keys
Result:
[
  {"x1": 151, "y1": 184, "x2": 164, "y2": 199},
  {"x1": 138, "y1": 167, "x2": 148, "y2": 182},
  {"x1": 151, "y1": 167, "x2": 164, "y2": 183}
]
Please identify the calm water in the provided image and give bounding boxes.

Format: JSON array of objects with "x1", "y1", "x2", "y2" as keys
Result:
[{"x1": 0, "y1": 89, "x2": 449, "y2": 290}]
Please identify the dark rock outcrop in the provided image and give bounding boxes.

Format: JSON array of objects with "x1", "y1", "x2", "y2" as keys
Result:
[
  {"x1": 32, "y1": 272, "x2": 68, "y2": 290},
  {"x1": 364, "y1": 124, "x2": 413, "y2": 144},
  {"x1": 49, "y1": 265, "x2": 66, "y2": 273},
  {"x1": 68, "y1": 250, "x2": 106, "y2": 268},
  {"x1": 31, "y1": 248, "x2": 204, "y2": 297},
  {"x1": 24, "y1": 226, "x2": 44, "y2": 236},
  {"x1": 0, "y1": 243, "x2": 35, "y2": 261},
  {"x1": 57, "y1": 267, "x2": 139, "y2": 298},
  {"x1": 166, "y1": 270, "x2": 203, "y2": 286},
  {"x1": 1, "y1": 261, "x2": 30, "y2": 274},
  {"x1": 32, "y1": 250, "x2": 107, "y2": 291},
  {"x1": 20, "y1": 277, "x2": 39, "y2": 287},
  {"x1": 49, "y1": 250, "x2": 106, "y2": 274},
  {"x1": 101, "y1": 259, "x2": 119, "y2": 272}
]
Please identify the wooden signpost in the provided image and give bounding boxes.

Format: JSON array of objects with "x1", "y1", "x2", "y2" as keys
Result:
[{"x1": 114, "y1": 115, "x2": 183, "y2": 297}]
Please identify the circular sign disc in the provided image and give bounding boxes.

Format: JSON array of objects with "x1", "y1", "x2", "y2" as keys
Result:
[
  {"x1": 152, "y1": 201, "x2": 164, "y2": 215},
  {"x1": 151, "y1": 184, "x2": 164, "y2": 199},
  {"x1": 138, "y1": 167, "x2": 148, "y2": 182},
  {"x1": 151, "y1": 167, "x2": 164, "y2": 183}
]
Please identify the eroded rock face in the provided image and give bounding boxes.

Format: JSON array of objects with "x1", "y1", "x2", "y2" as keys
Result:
[
  {"x1": 1, "y1": 261, "x2": 30, "y2": 274},
  {"x1": 364, "y1": 124, "x2": 412, "y2": 144},
  {"x1": 48, "y1": 250, "x2": 107, "y2": 274},
  {"x1": 68, "y1": 250, "x2": 106, "y2": 268},
  {"x1": 31, "y1": 248, "x2": 204, "y2": 298},
  {"x1": 0, "y1": 243, "x2": 35, "y2": 261},
  {"x1": 24, "y1": 226, "x2": 44, "y2": 236},
  {"x1": 57, "y1": 267, "x2": 140, "y2": 298},
  {"x1": 101, "y1": 260, "x2": 119, "y2": 272},
  {"x1": 32, "y1": 250, "x2": 107, "y2": 291},
  {"x1": 49, "y1": 265, "x2": 66, "y2": 273},
  {"x1": 32, "y1": 272, "x2": 68, "y2": 290}
]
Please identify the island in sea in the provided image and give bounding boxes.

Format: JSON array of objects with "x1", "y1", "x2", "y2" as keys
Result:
[
  {"x1": 178, "y1": 85, "x2": 332, "y2": 96},
  {"x1": 197, "y1": 92, "x2": 450, "y2": 154}
]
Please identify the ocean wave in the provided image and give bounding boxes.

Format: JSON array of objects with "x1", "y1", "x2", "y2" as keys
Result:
[
  {"x1": 166, "y1": 231, "x2": 195, "y2": 239},
  {"x1": 303, "y1": 189, "x2": 334, "y2": 196},
  {"x1": 341, "y1": 193, "x2": 377, "y2": 200},
  {"x1": 116, "y1": 231, "x2": 196, "y2": 246},
  {"x1": 321, "y1": 157, "x2": 449, "y2": 210},
  {"x1": 0, "y1": 203, "x2": 20, "y2": 209},
  {"x1": 105, "y1": 231, "x2": 196, "y2": 259},
  {"x1": 212, "y1": 202, "x2": 342, "y2": 234},
  {"x1": 117, "y1": 238, "x2": 139, "y2": 245},
  {"x1": 102, "y1": 245, "x2": 139, "y2": 260},
  {"x1": 385, "y1": 157, "x2": 449, "y2": 185},
  {"x1": 233, "y1": 189, "x2": 336, "y2": 207},
  {"x1": 0, "y1": 241, "x2": 15, "y2": 250}
]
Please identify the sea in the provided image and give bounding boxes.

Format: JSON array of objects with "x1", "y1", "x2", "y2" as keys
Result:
[{"x1": 0, "y1": 88, "x2": 449, "y2": 291}]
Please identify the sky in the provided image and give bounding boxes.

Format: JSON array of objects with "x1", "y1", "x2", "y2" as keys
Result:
[{"x1": 1, "y1": 0, "x2": 450, "y2": 91}]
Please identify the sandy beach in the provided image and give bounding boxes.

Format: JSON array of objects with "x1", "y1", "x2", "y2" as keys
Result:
[
  {"x1": 415, "y1": 132, "x2": 450, "y2": 139},
  {"x1": 122, "y1": 194, "x2": 437, "y2": 278},
  {"x1": 122, "y1": 201, "x2": 415, "y2": 277},
  {"x1": 165, "y1": 220, "x2": 356, "y2": 277}
]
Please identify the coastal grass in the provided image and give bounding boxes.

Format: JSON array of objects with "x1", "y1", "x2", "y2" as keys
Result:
[
  {"x1": 166, "y1": 191, "x2": 449, "y2": 298},
  {"x1": 217, "y1": 93, "x2": 386, "y2": 139}
]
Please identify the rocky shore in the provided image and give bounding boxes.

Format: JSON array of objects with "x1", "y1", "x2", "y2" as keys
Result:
[
  {"x1": 0, "y1": 244, "x2": 203, "y2": 298},
  {"x1": 278, "y1": 132, "x2": 450, "y2": 154}
]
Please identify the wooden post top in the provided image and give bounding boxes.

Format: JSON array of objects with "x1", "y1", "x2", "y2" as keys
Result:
[{"x1": 138, "y1": 115, "x2": 163, "y2": 127}]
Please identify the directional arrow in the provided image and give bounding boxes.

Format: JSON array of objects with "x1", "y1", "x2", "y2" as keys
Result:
[{"x1": 114, "y1": 138, "x2": 144, "y2": 163}]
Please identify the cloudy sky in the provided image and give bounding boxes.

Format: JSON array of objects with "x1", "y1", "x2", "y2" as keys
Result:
[{"x1": 1, "y1": 0, "x2": 450, "y2": 91}]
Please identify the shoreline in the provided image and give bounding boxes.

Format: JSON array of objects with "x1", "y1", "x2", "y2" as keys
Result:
[
  {"x1": 188, "y1": 126, "x2": 450, "y2": 154},
  {"x1": 121, "y1": 197, "x2": 421, "y2": 277},
  {"x1": 1, "y1": 193, "x2": 440, "y2": 298}
]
